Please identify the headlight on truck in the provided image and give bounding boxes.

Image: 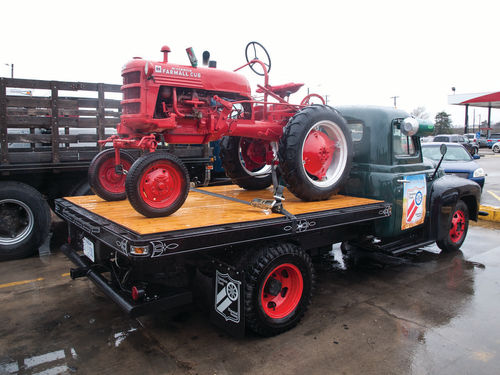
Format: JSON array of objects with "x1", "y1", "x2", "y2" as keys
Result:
[{"x1": 473, "y1": 168, "x2": 485, "y2": 178}]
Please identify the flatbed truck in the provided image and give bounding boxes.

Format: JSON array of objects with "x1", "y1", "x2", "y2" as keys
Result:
[{"x1": 56, "y1": 106, "x2": 482, "y2": 336}]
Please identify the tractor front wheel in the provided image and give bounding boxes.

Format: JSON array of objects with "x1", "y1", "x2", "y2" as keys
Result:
[
  {"x1": 279, "y1": 105, "x2": 353, "y2": 201},
  {"x1": 125, "y1": 152, "x2": 190, "y2": 217},
  {"x1": 88, "y1": 149, "x2": 135, "y2": 201},
  {"x1": 220, "y1": 136, "x2": 273, "y2": 190}
]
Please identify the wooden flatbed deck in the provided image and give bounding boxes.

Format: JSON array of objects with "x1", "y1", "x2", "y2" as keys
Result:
[{"x1": 64, "y1": 185, "x2": 383, "y2": 235}]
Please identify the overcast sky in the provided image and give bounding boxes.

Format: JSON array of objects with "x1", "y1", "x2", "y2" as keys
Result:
[{"x1": 1, "y1": 0, "x2": 499, "y2": 128}]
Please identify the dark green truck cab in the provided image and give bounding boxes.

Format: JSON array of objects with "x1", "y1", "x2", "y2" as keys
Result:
[{"x1": 339, "y1": 106, "x2": 481, "y2": 253}]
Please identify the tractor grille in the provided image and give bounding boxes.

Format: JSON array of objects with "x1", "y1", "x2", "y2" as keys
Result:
[
  {"x1": 123, "y1": 71, "x2": 140, "y2": 85},
  {"x1": 123, "y1": 87, "x2": 140, "y2": 100},
  {"x1": 122, "y1": 102, "x2": 140, "y2": 114}
]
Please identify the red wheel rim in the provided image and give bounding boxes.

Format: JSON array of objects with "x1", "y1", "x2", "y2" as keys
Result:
[
  {"x1": 260, "y1": 263, "x2": 303, "y2": 319},
  {"x1": 98, "y1": 157, "x2": 132, "y2": 193},
  {"x1": 139, "y1": 161, "x2": 184, "y2": 209},
  {"x1": 303, "y1": 129, "x2": 336, "y2": 180},
  {"x1": 450, "y1": 209, "x2": 466, "y2": 243},
  {"x1": 240, "y1": 138, "x2": 268, "y2": 172}
]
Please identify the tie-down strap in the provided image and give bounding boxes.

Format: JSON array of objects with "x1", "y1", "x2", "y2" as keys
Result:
[{"x1": 190, "y1": 187, "x2": 298, "y2": 232}]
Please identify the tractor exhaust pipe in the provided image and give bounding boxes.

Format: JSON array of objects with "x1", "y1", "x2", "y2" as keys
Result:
[{"x1": 161, "y1": 45, "x2": 171, "y2": 63}]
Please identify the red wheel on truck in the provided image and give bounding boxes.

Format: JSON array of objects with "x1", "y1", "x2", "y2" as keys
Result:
[
  {"x1": 244, "y1": 242, "x2": 314, "y2": 336},
  {"x1": 449, "y1": 209, "x2": 466, "y2": 243},
  {"x1": 125, "y1": 152, "x2": 189, "y2": 217},
  {"x1": 260, "y1": 263, "x2": 303, "y2": 319},
  {"x1": 436, "y1": 200, "x2": 469, "y2": 252},
  {"x1": 88, "y1": 149, "x2": 135, "y2": 201}
]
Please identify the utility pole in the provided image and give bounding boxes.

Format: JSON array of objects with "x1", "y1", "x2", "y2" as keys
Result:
[{"x1": 390, "y1": 96, "x2": 399, "y2": 108}]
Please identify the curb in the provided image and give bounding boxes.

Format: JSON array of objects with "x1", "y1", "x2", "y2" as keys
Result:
[{"x1": 479, "y1": 205, "x2": 500, "y2": 223}]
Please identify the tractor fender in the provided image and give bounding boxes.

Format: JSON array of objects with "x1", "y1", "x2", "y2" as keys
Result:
[{"x1": 427, "y1": 175, "x2": 480, "y2": 242}]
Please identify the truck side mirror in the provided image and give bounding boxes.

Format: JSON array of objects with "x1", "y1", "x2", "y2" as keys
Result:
[
  {"x1": 440, "y1": 143, "x2": 447, "y2": 156},
  {"x1": 431, "y1": 143, "x2": 447, "y2": 180}
]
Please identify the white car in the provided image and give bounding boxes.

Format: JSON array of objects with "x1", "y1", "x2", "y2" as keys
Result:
[{"x1": 492, "y1": 142, "x2": 500, "y2": 153}]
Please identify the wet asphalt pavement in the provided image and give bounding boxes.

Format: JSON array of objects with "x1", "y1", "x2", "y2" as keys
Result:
[{"x1": 1, "y1": 221, "x2": 500, "y2": 375}]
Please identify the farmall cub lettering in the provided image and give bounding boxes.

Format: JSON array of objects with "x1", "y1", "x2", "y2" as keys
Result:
[{"x1": 88, "y1": 42, "x2": 353, "y2": 217}]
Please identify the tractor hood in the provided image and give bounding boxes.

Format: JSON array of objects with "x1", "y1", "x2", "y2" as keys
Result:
[{"x1": 122, "y1": 58, "x2": 252, "y2": 98}]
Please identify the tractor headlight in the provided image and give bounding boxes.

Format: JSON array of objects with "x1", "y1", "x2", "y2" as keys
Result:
[
  {"x1": 144, "y1": 61, "x2": 154, "y2": 78},
  {"x1": 473, "y1": 168, "x2": 485, "y2": 178}
]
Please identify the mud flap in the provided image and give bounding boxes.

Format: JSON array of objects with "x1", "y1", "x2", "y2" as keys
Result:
[{"x1": 209, "y1": 263, "x2": 245, "y2": 338}]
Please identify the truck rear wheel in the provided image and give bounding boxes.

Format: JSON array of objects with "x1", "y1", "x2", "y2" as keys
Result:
[
  {"x1": 243, "y1": 242, "x2": 314, "y2": 336},
  {"x1": 437, "y1": 200, "x2": 469, "y2": 252},
  {"x1": 125, "y1": 152, "x2": 190, "y2": 217},
  {"x1": 0, "y1": 182, "x2": 51, "y2": 261},
  {"x1": 89, "y1": 149, "x2": 135, "y2": 201},
  {"x1": 220, "y1": 136, "x2": 273, "y2": 190},
  {"x1": 279, "y1": 105, "x2": 353, "y2": 201}
]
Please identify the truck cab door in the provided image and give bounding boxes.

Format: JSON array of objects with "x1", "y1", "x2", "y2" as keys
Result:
[{"x1": 374, "y1": 119, "x2": 433, "y2": 239}]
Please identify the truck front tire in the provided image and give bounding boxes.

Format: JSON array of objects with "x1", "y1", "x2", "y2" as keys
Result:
[
  {"x1": 243, "y1": 242, "x2": 314, "y2": 336},
  {"x1": 0, "y1": 182, "x2": 51, "y2": 261},
  {"x1": 436, "y1": 200, "x2": 469, "y2": 252}
]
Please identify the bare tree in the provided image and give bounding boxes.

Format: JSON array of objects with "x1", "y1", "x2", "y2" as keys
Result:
[{"x1": 411, "y1": 107, "x2": 430, "y2": 120}]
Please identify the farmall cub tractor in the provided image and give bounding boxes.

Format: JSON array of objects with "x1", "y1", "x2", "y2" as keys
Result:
[{"x1": 88, "y1": 42, "x2": 353, "y2": 217}]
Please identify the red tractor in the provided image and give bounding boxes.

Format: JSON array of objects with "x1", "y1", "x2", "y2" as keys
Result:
[{"x1": 88, "y1": 42, "x2": 353, "y2": 217}]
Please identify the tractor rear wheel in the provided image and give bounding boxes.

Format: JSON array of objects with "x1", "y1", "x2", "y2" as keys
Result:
[
  {"x1": 279, "y1": 105, "x2": 353, "y2": 201},
  {"x1": 88, "y1": 149, "x2": 135, "y2": 201},
  {"x1": 125, "y1": 152, "x2": 189, "y2": 217},
  {"x1": 220, "y1": 136, "x2": 273, "y2": 190}
]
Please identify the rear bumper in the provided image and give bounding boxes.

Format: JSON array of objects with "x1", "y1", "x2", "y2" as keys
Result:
[{"x1": 61, "y1": 244, "x2": 192, "y2": 318}]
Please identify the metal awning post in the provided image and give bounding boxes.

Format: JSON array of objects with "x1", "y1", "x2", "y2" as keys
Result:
[
  {"x1": 487, "y1": 106, "x2": 491, "y2": 137},
  {"x1": 464, "y1": 104, "x2": 469, "y2": 134}
]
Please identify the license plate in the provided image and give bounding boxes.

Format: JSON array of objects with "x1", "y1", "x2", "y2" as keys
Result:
[{"x1": 83, "y1": 237, "x2": 95, "y2": 262}]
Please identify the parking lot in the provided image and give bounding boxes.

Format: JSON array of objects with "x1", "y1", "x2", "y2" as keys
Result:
[
  {"x1": 1, "y1": 218, "x2": 500, "y2": 374},
  {"x1": 0, "y1": 147, "x2": 499, "y2": 375}
]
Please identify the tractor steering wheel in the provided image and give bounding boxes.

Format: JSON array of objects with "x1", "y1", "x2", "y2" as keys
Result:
[{"x1": 245, "y1": 41, "x2": 272, "y2": 76}]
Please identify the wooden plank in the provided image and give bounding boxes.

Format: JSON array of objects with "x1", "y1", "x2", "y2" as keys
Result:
[
  {"x1": 6, "y1": 96, "x2": 51, "y2": 108},
  {"x1": 65, "y1": 186, "x2": 383, "y2": 235},
  {"x1": 0, "y1": 79, "x2": 8, "y2": 164},
  {"x1": 50, "y1": 82, "x2": 60, "y2": 163},
  {"x1": 97, "y1": 83, "x2": 105, "y2": 146},
  {"x1": 4, "y1": 78, "x2": 121, "y2": 92}
]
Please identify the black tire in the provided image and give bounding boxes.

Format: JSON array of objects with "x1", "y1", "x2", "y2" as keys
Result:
[
  {"x1": 125, "y1": 152, "x2": 190, "y2": 217},
  {"x1": 243, "y1": 242, "x2": 314, "y2": 336},
  {"x1": 220, "y1": 136, "x2": 273, "y2": 190},
  {"x1": 437, "y1": 200, "x2": 469, "y2": 252},
  {"x1": 278, "y1": 105, "x2": 353, "y2": 201},
  {"x1": 493, "y1": 144, "x2": 500, "y2": 153},
  {"x1": 88, "y1": 148, "x2": 135, "y2": 201},
  {"x1": 0, "y1": 182, "x2": 51, "y2": 261}
]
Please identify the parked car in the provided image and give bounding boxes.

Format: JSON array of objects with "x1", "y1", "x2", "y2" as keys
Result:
[
  {"x1": 486, "y1": 133, "x2": 500, "y2": 148},
  {"x1": 465, "y1": 133, "x2": 487, "y2": 148},
  {"x1": 433, "y1": 134, "x2": 479, "y2": 155},
  {"x1": 422, "y1": 142, "x2": 485, "y2": 188},
  {"x1": 492, "y1": 141, "x2": 500, "y2": 153}
]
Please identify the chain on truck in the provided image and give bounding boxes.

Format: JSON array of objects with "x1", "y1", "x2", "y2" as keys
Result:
[{"x1": 53, "y1": 42, "x2": 482, "y2": 337}]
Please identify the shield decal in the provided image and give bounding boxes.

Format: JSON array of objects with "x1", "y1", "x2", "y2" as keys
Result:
[{"x1": 215, "y1": 270, "x2": 241, "y2": 323}]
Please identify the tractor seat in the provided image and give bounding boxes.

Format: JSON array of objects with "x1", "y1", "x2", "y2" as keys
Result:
[{"x1": 256, "y1": 82, "x2": 304, "y2": 98}]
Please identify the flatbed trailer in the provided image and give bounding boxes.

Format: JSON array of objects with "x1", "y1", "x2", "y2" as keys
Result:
[{"x1": 56, "y1": 185, "x2": 391, "y2": 336}]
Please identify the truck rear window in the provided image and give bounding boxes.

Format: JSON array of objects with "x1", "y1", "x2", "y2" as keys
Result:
[{"x1": 393, "y1": 126, "x2": 416, "y2": 156}]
